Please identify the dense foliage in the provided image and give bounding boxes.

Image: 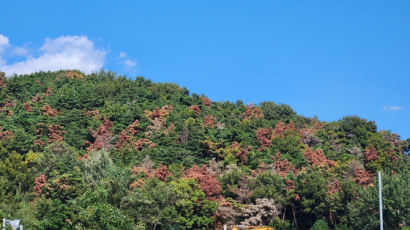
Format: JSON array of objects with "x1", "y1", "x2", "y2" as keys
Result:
[{"x1": 0, "y1": 71, "x2": 408, "y2": 229}]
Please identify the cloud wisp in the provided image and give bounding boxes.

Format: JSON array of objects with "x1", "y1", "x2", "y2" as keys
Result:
[
  {"x1": 383, "y1": 105, "x2": 403, "y2": 111},
  {"x1": 0, "y1": 35, "x2": 106, "y2": 75},
  {"x1": 0, "y1": 35, "x2": 9, "y2": 51},
  {"x1": 0, "y1": 34, "x2": 10, "y2": 65},
  {"x1": 118, "y1": 52, "x2": 137, "y2": 68}
]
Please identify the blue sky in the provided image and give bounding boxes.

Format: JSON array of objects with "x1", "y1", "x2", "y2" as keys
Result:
[{"x1": 1, "y1": 1, "x2": 409, "y2": 139}]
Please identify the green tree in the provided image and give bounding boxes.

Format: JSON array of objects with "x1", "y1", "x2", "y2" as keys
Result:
[
  {"x1": 260, "y1": 102, "x2": 297, "y2": 123},
  {"x1": 249, "y1": 171, "x2": 285, "y2": 202},
  {"x1": 170, "y1": 178, "x2": 218, "y2": 230},
  {"x1": 72, "y1": 187, "x2": 133, "y2": 230},
  {"x1": 347, "y1": 172, "x2": 409, "y2": 230},
  {"x1": 311, "y1": 219, "x2": 330, "y2": 230},
  {"x1": 122, "y1": 178, "x2": 178, "y2": 229},
  {"x1": 294, "y1": 168, "x2": 329, "y2": 229}
]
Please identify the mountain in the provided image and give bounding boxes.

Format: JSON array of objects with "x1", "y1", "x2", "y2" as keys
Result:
[{"x1": 0, "y1": 70, "x2": 408, "y2": 230}]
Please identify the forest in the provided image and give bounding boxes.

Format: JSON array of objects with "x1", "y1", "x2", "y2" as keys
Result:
[{"x1": 0, "y1": 70, "x2": 408, "y2": 230}]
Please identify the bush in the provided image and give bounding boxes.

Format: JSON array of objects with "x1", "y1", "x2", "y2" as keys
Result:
[{"x1": 311, "y1": 219, "x2": 330, "y2": 230}]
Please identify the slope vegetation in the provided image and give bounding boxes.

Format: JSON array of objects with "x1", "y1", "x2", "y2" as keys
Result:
[{"x1": 0, "y1": 71, "x2": 408, "y2": 229}]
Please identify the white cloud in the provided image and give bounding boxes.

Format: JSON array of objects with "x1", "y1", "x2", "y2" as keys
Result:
[
  {"x1": 11, "y1": 46, "x2": 29, "y2": 57},
  {"x1": 0, "y1": 34, "x2": 9, "y2": 51},
  {"x1": 0, "y1": 35, "x2": 106, "y2": 76},
  {"x1": 0, "y1": 34, "x2": 9, "y2": 65},
  {"x1": 383, "y1": 105, "x2": 403, "y2": 111},
  {"x1": 123, "y1": 59, "x2": 136, "y2": 68},
  {"x1": 119, "y1": 52, "x2": 127, "y2": 58},
  {"x1": 118, "y1": 51, "x2": 137, "y2": 68}
]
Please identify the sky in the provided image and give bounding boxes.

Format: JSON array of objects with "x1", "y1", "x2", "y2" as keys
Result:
[{"x1": 1, "y1": 1, "x2": 409, "y2": 139}]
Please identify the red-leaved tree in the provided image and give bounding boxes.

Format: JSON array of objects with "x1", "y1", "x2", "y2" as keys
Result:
[
  {"x1": 34, "y1": 174, "x2": 47, "y2": 194},
  {"x1": 242, "y1": 103, "x2": 264, "y2": 121},
  {"x1": 144, "y1": 105, "x2": 174, "y2": 136},
  {"x1": 303, "y1": 146, "x2": 337, "y2": 168},
  {"x1": 48, "y1": 124, "x2": 64, "y2": 143},
  {"x1": 41, "y1": 104, "x2": 58, "y2": 117},
  {"x1": 0, "y1": 127, "x2": 13, "y2": 140},
  {"x1": 201, "y1": 97, "x2": 211, "y2": 107},
  {"x1": 364, "y1": 146, "x2": 378, "y2": 163},
  {"x1": 152, "y1": 164, "x2": 171, "y2": 182},
  {"x1": 256, "y1": 127, "x2": 273, "y2": 150},
  {"x1": 354, "y1": 168, "x2": 374, "y2": 186},
  {"x1": 23, "y1": 102, "x2": 32, "y2": 112},
  {"x1": 185, "y1": 164, "x2": 222, "y2": 200},
  {"x1": 272, "y1": 151, "x2": 298, "y2": 177},
  {"x1": 189, "y1": 105, "x2": 201, "y2": 115},
  {"x1": 116, "y1": 119, "x2": 140, "y2": 150},
  {"x1": 84, "y1": 117, "x2": 114, "y2": 158}
]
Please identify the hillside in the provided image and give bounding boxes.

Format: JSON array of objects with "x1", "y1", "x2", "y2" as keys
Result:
[{"x1": 0, "y1": 70, "x2": 408, "y2": 230}]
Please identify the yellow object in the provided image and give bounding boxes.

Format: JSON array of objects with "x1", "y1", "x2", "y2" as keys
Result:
[{"x1": 232, "y1": 226, "x2": 274, "y2": 230}]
